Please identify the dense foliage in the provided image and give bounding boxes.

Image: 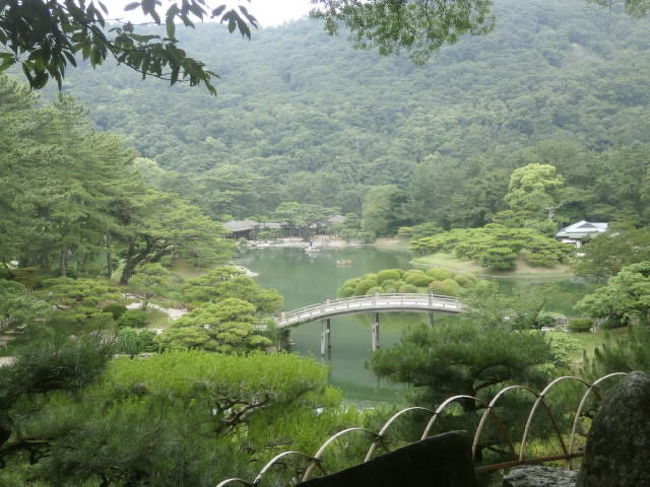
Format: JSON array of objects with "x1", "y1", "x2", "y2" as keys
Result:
[
  {"x1": 32, "y1": 0, "x2": 649, "y2": 231},
  {"x1": 582, "y1": 325, "x2": 650, "y2": 378},
  {"x1": 369, "y1": 322, "x2": 554, "y2": 410},
  {"x1": 0, "y1": 0, "x2": 258, "y2": 92},
  {"x1": 411, "y1": 225, "x2": 572, "y2": 271},
  {"x1": 339, "y1": 267, "x2": 479, "y2": 297},
  {"x1": 0, "y1": 349, "x2": 356, "y2": 485},
  {"x1": 1, "y1": 1, "x2": 649, "y2": 483},
  {"x1": 0, "y1": 75, "x2": 232, "y2": 281},
  {"x1": 181, "y1": 266, "x2": 283, "y2": 312},
  {"x1": 576, "y1": 261, "x2": 650, "y2": 327},
  {"x1": 573, "y1": 227, "x2": 650, "y2": 279}
]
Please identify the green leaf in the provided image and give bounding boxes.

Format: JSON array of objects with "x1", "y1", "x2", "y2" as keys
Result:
[
  {"x1": 166, "y1": 18, "x2": 176, "y2": 40},
  {"x1": 211, "y1": 5, "x2": 226, "y2": 18},
  {"x1": 0, "y1": 53, "x2": 15, "y2": 72},
  {"x1": 124, "y1": 2, "x2": 140, "y2": 11}
]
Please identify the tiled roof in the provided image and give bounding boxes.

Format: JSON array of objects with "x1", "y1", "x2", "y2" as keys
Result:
[{"x1": 556, "y1": 220, "x2": 608, "y2": 239}]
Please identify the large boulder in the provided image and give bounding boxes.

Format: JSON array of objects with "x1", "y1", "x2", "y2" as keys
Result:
[
  {"x1": 503, "y1": 466, "x2": 576, "y2": 487},
  {"x1": 576, "y1": 371, "x2": 650, "y2": 486}
]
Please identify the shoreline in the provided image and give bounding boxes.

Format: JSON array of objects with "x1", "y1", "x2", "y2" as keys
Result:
[{"x1": 243, "y1": 236, "x2": 409, "y2": 251}]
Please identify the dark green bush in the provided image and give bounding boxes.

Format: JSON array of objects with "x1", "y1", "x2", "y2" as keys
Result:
[
  {"x1": 365, "y1": 286, "x2": 384, "y2": 295},
  {"x1": 454, "y1": 273, "x2": 478, "y2": 287},
  {"x1": 425, "y1": 268, "x2": 454, "y2": 280},
  {"x1": 397, "y1": 283, "x2": 419, "y2": 293},
  {"x1": 118, "y1": 310, "x2": 148, "y2": 328},
  {"x1": 429, "y1": 279, "x2": 462, "y2": 296},
  {"x1": 534, "y1": 314, "x2": 558, "y2": 329},
  {"x1": 568, "y1": 318, "x2": 593, "y2": 333},
  {"x1": 599, "y1": 317, "x2": 628, "y2": 330},
  {"x1": 354, "y1": 279, "x2": 379, "y2": 295},
  {"x1": 103, "y1": 303, "x2": 127, "y2": 320},
  {"x1": 404, "y1": 272, "x2": 433, "y2": 287},
  {"x1": 115, "y1": 327, "x2": 158, "y2": 355},
  {"x1": 10, "y1": 267, "x2": 50, "y2": 289},
  {"x1": 376, "y1": 269, "x2": 402, "y2": 283}
]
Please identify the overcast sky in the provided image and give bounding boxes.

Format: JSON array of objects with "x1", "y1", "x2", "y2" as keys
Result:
[{"x1": 103, "y1": 0, "x2": 313, "y2": 27}]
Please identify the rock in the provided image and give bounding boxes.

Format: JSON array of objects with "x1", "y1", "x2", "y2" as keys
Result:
[
  {"x1": 297, "y1": 431, "x2": 478, "y2": 487},
  {"x1": 503, "y1": 466, "x2": 577, "y2": 486},
  {"x1": 577, "y1": 371, "x2": 650, "y2": 487}
]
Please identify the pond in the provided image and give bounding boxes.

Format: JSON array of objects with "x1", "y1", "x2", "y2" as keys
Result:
[{"x1": 236, "y1": 246, "x2": 590, "y2": 404}]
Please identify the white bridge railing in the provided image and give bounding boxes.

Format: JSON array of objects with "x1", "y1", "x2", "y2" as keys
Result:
[{"x1": 278, "y1": 293, "x2": 462, "y2": 328}]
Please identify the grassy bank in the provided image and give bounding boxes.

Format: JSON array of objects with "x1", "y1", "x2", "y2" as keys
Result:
[{"x1": 411, "y1": 252, "x2": 572, "y2": 278}]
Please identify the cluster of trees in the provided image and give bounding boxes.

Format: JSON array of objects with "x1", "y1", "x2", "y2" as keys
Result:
[
  {"x1": 158, "y1": 266, "x2": 284, "y2": 352},
  {"x1": 340, "y1": 267, "x2": 480, "y2": 297},
  {"x1": 574, "y1": 226, "x2": 650, "y2": 279},
  {"x1": 1, "y1": 0, "x2": 649, "y2": 482},
  {"x1": 366, "y1": 276, "x2": 587, "y2": 463},
  {"x1": 0, "y1": 75, "x2": 232, "y2": 284},
  {"x1": 411, "y1": 224, "x2": 573, "y2": 271},
  {"x1": 26, "y1": 0, "x2": 647, "y2": 231},
  {"x1": 0, "y1": 339, "x2": 368, "y2": 485},
  {"x1": 577, "y1": 261, "x2": 650, "y2": 328}
]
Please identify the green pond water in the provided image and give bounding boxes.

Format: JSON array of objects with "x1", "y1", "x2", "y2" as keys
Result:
[{"x1": 236, "y1": 246, "x2": 590, "y2": 405}]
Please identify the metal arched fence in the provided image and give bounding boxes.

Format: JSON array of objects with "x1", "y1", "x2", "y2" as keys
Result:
[{"x1": 216, "y1": 373, "x2": 627, "y2": 486}]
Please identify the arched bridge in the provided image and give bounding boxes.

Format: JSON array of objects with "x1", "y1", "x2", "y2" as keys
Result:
[
  {"x1": 276, "y1": 293, "x2": 462, "y2": 354},
  {"x1": 278, "y1": 293, "x2": 462, "y2": 328}
]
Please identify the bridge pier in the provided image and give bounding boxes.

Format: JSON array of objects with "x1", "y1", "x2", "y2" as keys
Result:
[
  {"x1": 428, "y1": 313, "x2": 434, "y2": 327},
  {"x1": 279, "y1": 329, "x2": 291, "y2": 351},
  {"x1": 371, "y1": 312, "x2": 380, "y2": 351},
  {"x1": 320, "y1": 319, "x2": 331, "y2": 356}
]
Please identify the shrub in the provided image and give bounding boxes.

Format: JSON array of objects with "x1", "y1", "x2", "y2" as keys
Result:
[
  {"x1": 404, "y1": 273, "x2": 433, "y2": 287},
  {"x1": 429, "y1": 279, "x2": 462, "y2": 296},
  {"x1": 454, "y1": 273, "x2": 478, "y2": 287},
  {"x1": 548, "y1": 333, "x2": 583, "y2": 367},
  {"x1": 380, "y1": 279, "x2": 396, "y2": 289},
  {"x1": 568, "y1": 318, "x2": 593, "y2": 333},
  {"x1": 103, "y1": 303, "x2": 128, "y2": 320},
  {"x1": 522, "y1": 249, "x2": 561, "y2": 267},
  {"x1": 366, "y1": 286, "x2": 384, "y2": 295},
  {"x1": 341, "y1": 278, "x2": 360, "y2": 290},
  {"x1": 478, "y1": 247, "x2": 517, "y2": 271},
  {"x1": 115, "y1": 327, "x2": 158, "y2": 355},
  {"x1": 10, "y1": 267, "x2": 50, "y2": 289},
  {"x1": 392, "y1": 280, "x2": 405, "y2": 290},
  {"x1": 397, "y1": 226, "x2": 416, "y2": 238},
  {"x1": 425, "y1": 268, "x2": 454, "y2": 280},
  {"x1": 534, "y1": 314, "x2": 558, "y2": 329},
  {"x1": 340, "y1": 285, "x2": 356, "y2": 297},
  {"x1": 397, "y1": 283, "x2": 419, "y2": 293},
  {"x1": 599, "y1": 317, "x2": 627, "y2": 330},
  {"x1": 354, "y1": 279, "x2": 379, "y2": 295},
  {"x1": 376, "y1": 269, "x2": 402, "y2": 283},
  {"x1": 118, "y1": 310, "x2": 148, "y2": 328}
]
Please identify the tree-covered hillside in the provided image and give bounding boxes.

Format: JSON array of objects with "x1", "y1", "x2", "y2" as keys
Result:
[{"x1": 45, "y1": 0, "x2": 649, "y2": 223}]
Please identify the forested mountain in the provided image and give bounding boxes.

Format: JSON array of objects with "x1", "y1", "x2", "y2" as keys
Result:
[{"x1": 45, "y1": 0, "x2": 650, "y2": 225}]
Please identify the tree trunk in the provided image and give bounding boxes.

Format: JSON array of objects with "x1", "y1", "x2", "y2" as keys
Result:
[
  {"x1": 40, "y1": 254, "x2": 49, "y2": 271},
  {"x1": 120, "y1": 239, "x2": 137, "y2": 285},
  {"x1": 119, "y1": 237, "x2": 156, "y2": 285},
  {"x1": 105, "y1": 233, "x2": 113, "y2": 279},
  {"x1": 59, "y1": 248, "x2": 67, "y2": 277}
]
